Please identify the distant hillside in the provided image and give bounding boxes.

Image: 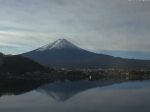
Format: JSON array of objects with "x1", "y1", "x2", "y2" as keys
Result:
[
  {"x1": 98, "y1": 50, "x2": 150, "y2": 60},
  {"x1": 0, "y1": 53, "x2": 49, "y2": 75},
  {"x1": 0, "y1": 53, "x2": 4, "y2": 65},
  {"x1": 22, "y1": 39, "x2": 150, "y2": 69}
]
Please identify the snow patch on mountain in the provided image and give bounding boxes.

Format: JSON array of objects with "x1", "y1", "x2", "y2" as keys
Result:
[{"x1": 36, "y1": 39, "x2": 80, "y2": 51}]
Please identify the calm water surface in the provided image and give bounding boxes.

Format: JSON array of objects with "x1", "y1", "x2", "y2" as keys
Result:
[{"x1": 0, "y1": 80, "x2": 150, "y2": 112}]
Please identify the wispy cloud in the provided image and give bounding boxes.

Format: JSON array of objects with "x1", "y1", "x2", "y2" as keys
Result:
[{"x1": 0, "y1": 0, "x2": 149, "y2": 55}]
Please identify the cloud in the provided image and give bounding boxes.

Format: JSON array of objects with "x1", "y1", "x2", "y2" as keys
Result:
[{"x1": 0, "y1": 0, "x2": 149, "y2": 55}]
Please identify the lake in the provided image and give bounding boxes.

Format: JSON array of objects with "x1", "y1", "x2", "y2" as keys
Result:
[{"x1": 0, "y1": 80, "x2": 150, "y2": 112}]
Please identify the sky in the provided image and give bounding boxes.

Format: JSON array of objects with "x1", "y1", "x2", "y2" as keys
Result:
[{"x1": 0, "y1": 0, "x2": 150, "y2": 58}]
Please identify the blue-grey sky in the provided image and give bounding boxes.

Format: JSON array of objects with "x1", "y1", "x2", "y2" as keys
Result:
[{"x1": 0, "y1": 0, "x2": 150, "y2": 56}]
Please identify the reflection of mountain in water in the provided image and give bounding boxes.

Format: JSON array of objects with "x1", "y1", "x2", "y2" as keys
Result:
[
  {"x1": 0, "y1": 79, "x2": 123, "y2": 101},
  {"x1": 37, "y1": 80, "x2": 121, "y2": 101}
]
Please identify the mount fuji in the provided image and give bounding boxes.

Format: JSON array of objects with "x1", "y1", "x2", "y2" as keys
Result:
[{"x1": 22, "y1": 39, "x2": 150, "y2": 69}]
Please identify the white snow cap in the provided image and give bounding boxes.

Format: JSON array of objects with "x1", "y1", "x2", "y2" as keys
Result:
[{"x1": 36, "y1": 39, "x2": 80, "y2": 51}]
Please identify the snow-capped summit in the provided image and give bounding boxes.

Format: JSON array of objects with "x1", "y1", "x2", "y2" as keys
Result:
[{"x1": 36, "y1": 39, "x2": 80, "y2": 51}]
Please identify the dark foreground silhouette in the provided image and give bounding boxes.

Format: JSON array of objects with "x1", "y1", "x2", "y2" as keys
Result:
[{"x1": 0, "y1": 52, "x2": 150, "y2": 81}]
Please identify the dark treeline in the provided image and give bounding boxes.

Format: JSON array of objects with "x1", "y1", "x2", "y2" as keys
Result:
[
  {"x1": 1, "y1": 68, "x2": 150, "y2": 81},
  {"x1": 0, "y1": 52, "x2": 150, "y2": 82}
]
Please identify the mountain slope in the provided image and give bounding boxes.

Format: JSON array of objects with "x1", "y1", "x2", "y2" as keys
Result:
[
  {"x1": 0, "y1": 53, "x2": 48, "y2": 74},
  {"x1": 22, "y1": 39, "x2": 150, "y2": 69}
]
